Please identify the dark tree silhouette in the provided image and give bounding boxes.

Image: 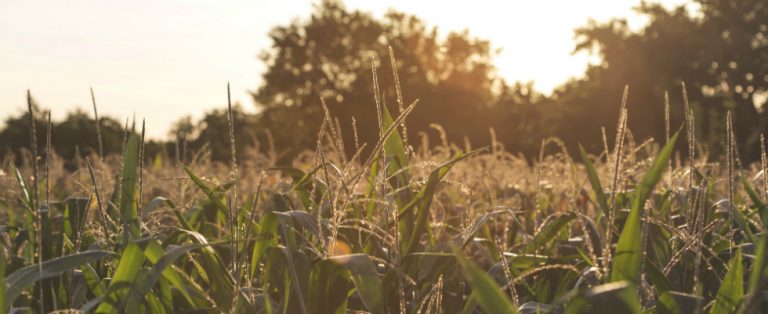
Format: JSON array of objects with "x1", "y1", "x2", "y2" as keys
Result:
[
  {"x1": 252, "y1": 0, "x2": 546, "y2": 159},
  {"x1": 183, "y1": 106, "x2": 259, "y2": 163},
  {"x1": 555, "y1": 0, "x2": 768, "y2": 160},
  {"x1": 0, "y1": 103, "x2": 123, "y2": 164}
]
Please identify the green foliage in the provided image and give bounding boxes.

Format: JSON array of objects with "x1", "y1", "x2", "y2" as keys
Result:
[
  {"x1": 0, "y1": 107, "x2": 762, "y2": 313},
  {"x1": 711, "y1": 249, "x2": 743, "y2": 314},
  {"x1": 565, "y1": 281, "x2": 641, "y2": 314},
  {"x1": 524, "y1": 212, "x2": 576, "y2": 253},
  {"x1": 453, "y1": 247, "x2": 517, "y2": 314},
  {"x1": 0, "y1": 246, "x2": 6, "y2": 313},
  {"x1": 579, "y1": 144, "x2": 608, "y2": 217},
  {"x1": 4, "y1": 250, "x2": 112, "y2": 305},
  {"x1": 328, "y1": 254, "x2": 384, "y2": 314},
  {"x1": 308, "y1": 260, "x2": 352, "y2": 314},
  {"x1": 119, "y1": 130, "x2": 141, "y2": 240},
  {"x1": 0, "y1": 107, "x2": 125, "y2": 162},
  {"x1": 97, "y1": 242, "x2": 145, "y2": 314},
  {"x1": 250, "y1": 1, "x2": 546, "y2": 159},
  {"x1": 3, "y1": 12, "x2": 768, "y2": 309},
  {"x1": 611, "y1": 131, "x2": 679, "y2": 284},
  {"x1": 561, "y1": 0, "x2": 768, "y2": 160},
  {"x1": 399, "y1": 147, "x2": 485, "y2": 255}
]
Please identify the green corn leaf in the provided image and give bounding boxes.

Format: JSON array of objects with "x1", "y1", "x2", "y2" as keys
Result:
[
  {"x1": 524, "y1": 212, "x2": 576, "y2": 253},
  {"x1": 644, "y1": 261, "x2": 703, "y2": 314},
  {"x1": 1, "y1": 246, "x2": 6, "y2": 314},
  {"x1": 308, "y1": 260, "x2": 352, "y2": 314},
  {"x1": 251, "y1": 210, "x2": 279, "y2": 278},
  {"x1": 742, "y1": 234, "x2": 767, "y2": 313},
  {"x1": 741, "y1": 177, "x2": 766, "y2": 227},
  {"x1": 461, "y1": 293, "x2": 481, "y2": 314},
  {"x1": 141, "y1": 240, "x2": 201, "y2": 308},
  {"x1": 452, "y1": 247, "x2": 517, "y2": 314},
  {"x1": 81, "y1": 263, "x2": 106, "y2": 297},
  {"x1": 743, "y1": 178, "x2": 768, "y2": 234},
  {"x1": 96, "y1": 242, "x2": 145, "y2": 314},
  {"x1": 80, "y1": 296, "x2": 105, "y2": 313},
  {"x1": 183, "y1": 165, "x2": 229, "y2": 213},
  {"x1": 365, "y1": 153, "x2": 380, "y2": 220},
  {"x1": 274, "y1": 210, "x2": 322, "y2": 240},
  {"x1": 381, "y1": 104, "x2": 411, "y2": 206},
  {"x1": 177, "y1": 229, "x2": 235, "y2": 310},
  {"x1": 328, "y1": 254, "x2": 384, "y2": 314},
  {"x1": 264, "y1": 246, "x2": 309, "y2": 314},
  {"x1": 10, "y1": 165, "x2": 33, "y2": 210},
  {"x1": 140, "y1": 290, "x2": 165, "y2": 313},
  {"x1": 119, "y1": 131, "x2": 141, "y2": 240},
  {"x1": 400, "y1": 148, "x2": 485, "y2": 255},
  {"x1": 711, "y1": 248, "x2": 743, "y2": 314},
  {"x1": 579, "y1": 144, "x2": 609, "y2": 217},
  {"x1": 565, "y1": 281, "x2": 640, "y2": 314},
  {"x1": 379, "y1": 105, "x2": 416, "y2": 253},
  {"x1": 461, "y1": 209, "x2": 512, "y2": 248},
  {"x1": 4, "y1": 250, "x2": 112, "y2": 305},
  {"x1": 269, "y1": 165, "x2": 322, "y2": 208},
  {"x1": 730, "y1": 204, "x2": 757, "y2": 244},
  {"x1": 269, "y1": 166, "x2": 321, "y2": 192},
  {"x1": 611, "y1": 131, "x2": 679, "y2": 285},
  {"x1": 64, "y1": 198, "x2": 90, "y2": 248}
]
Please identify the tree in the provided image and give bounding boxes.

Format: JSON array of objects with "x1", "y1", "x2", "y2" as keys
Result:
[
  {"x1": 167, "y1": 106, "x2": 260, "y2": 163},
  {"x1": 0, "y1": 101, "x2": 124, "y2": 165},
  {"x1": 52, "y1": 109, "x2": 124, "y2": 160},
  {"x1": 555, "y1": 0, "x2": 768, "y2": 160},
  {"x1": 252, "y1": 0, "x2": 546, "y2": 159}
]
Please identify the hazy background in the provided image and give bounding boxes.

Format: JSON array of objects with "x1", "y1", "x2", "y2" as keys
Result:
[
  {"x1": 3, "y1": 0, "x2": 766, "y2": 165},
  {"x1": 1, "y1": 0, "x2": 691, "y2": 139}
]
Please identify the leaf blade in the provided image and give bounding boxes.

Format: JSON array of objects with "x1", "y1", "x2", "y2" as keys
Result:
[
  {"x1": 452, "y1": 247, "x2": 517, "y2": 314},
  {"x1": 611, "y1": 132, "x2": 679, "y2": 284},
  {"x1": 711, "y1": 249, "x2": 743, "y2": 314},
  {"x1": 4, "y1": 250, "x2": 112, "y2": 305}
]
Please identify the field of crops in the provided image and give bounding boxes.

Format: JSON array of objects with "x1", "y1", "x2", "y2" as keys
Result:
[{"x1": 2, "y1": 79, "x2": 768, "y2": 313}]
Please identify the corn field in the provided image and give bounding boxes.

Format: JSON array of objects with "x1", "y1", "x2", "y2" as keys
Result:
[{"x1": 1, "y1": 66, "x2": 768, "y2": 313}]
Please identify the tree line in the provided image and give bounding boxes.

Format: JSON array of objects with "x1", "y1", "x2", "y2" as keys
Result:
[{"x1": 2, "y1": 0, "x2": 767, "y2": 164}]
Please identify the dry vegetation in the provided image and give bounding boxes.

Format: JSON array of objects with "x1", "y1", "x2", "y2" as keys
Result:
[{"x1": 2, "y1": 64, "x2": 768, "y2": 314}]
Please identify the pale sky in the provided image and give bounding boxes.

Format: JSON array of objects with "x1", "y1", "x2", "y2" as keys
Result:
[{"x1": 0, "y1": 0, "x2": 694, "y2": 139}]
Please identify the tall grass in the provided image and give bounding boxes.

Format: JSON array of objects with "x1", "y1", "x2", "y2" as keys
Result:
[{"x1": 2, "y1": 60, "x2": 768, "y2": 314}]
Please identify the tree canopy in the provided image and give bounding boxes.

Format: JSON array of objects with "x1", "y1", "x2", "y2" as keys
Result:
[
  {"x1": 556, "y1": 0, "x2": 768, "y2": 160},
  {"x1": 251, "y1": 0, "x2": 547, "y2": 159}
]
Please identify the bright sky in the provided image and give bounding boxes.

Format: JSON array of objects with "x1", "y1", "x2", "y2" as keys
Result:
[{"x1": 0, "y1": 0, "x2": 693, "y2": 139}]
